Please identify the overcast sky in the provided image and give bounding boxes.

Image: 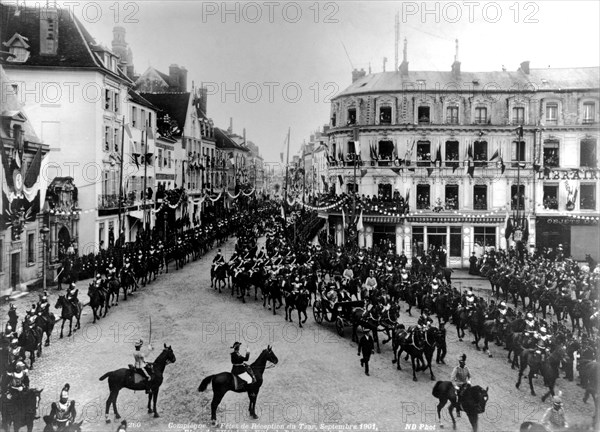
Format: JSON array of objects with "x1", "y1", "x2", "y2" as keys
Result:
[{"x1": 32, "y1": 1, "x2": 600, "y2": 161}]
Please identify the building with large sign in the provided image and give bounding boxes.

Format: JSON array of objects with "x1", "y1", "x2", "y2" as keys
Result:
[{"x1": 324, "y1": 43, "x2": 599, "y2": 265}]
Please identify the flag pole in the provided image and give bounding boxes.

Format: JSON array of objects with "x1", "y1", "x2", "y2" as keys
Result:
[
  {"x1": 143, "y1": 122, "x2": 147, "y2": 233},
  {"x1": 283, "y1": 127, "x2": 290, "y2": 223},
  {"x1": 118, "y1": 115, "x2": 126, "y2": 244}
]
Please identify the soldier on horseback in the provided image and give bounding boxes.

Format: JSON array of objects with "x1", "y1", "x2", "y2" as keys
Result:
[
  {"x1": 66, "y1": 283, "x2": 79, "y2": 309},
  {"x1": 230, "y1": 342, "x2": 256, "y2": 385},
  {"x1": 4, "y1": 360, "x2": 29, "y2": 399},
  {"x1": 133, "y1": 339, "x2": 154, "y2": 393},
  {"x1": 44, "y1": 383, "x2": 76, "y2": 430},
  {"x1": 451, "y1": 353, "x2": 471, "y2": 406},
  {"x1": 36, "y1": 292, "x2": 50, "y2": 317}
]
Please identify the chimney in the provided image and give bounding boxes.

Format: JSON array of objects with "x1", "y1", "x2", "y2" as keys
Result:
[
  {"x1": 199, "y1": 86, "x2": 208, "y2": 115},
  {"x1": 520, "y1": 61, "x2": 530, "y2": 75},
  {"x1": 351, "y1": 68, "x2": 366, "y2": 83},
  {"x1": 399, "y1": 38, "x2": 409, "y2": 75},
  {"x1": 228, "y1": 117, "x2": 233, "y2": 134},
  {"x1": 451, "y1": 39, "x2": 461, "y2": 75},
  {"x1": 169, "y1": 64, "x2": 180, "y2": 90},
  {"x1": 179, "y1": 66, "x2": 188, "y2": 92},
  {"x1": 39, "y1": 6, "x2": 59, "y2": 55}
]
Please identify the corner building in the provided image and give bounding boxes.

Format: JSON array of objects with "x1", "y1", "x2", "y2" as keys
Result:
[{"x1": 325, "y1": 57, "x2": 600, "y2": 266}]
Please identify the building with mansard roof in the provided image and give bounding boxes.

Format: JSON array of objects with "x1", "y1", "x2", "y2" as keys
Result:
[{"x1": 324, "y1": 40, "x2": 600, "y2": 264}]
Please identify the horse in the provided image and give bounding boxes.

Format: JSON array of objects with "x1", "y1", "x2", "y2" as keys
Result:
[
  {"x1": 211, "y1": 263, "x2": 229, "y2": 292},
  {"x1": 516, "y1": 345, "x2": 568, "y2": 399},
  {"x1": 391, "y1": 325, "x2": 426, "y2": 381},
  {"x1": 432, "y1": 382, "x2": 489, "y2": 432},
  {"x1": 263, "y1": 276, "x2": 283, "y2": 314},
  {"x1": 198, "y1": 346, "x2": 278, "y2": 426},
  {"x1": 0, "y1": 387, "x2": 43, "y2": 432},
  {"x1": 54, "y1": 295, "x2": 82, "y2": 339},
  {"x1": 283, "y1": 290, "x2": 310, "y2": 328},
  {"x1": 18, "y1": 321, "x2": 43, "y2": 369},
  {"x1": 99, "y1": 344, "x2": 176, "y2": 422},
  {"x1": 418, "y1": 326, "x2": 440, "y2": 381},
  {"x1": 35, "y1": 311, "x2": 56, "y2": 347},
  {"x1": 43, "y1": 419, "x2": 84, "y2": 432},
  {"x1": 87, "y1": 283, "x2": 107, "y2": 323},
  {"x1": 581, "y1": 361, "x2": 599, "y2": 425}
]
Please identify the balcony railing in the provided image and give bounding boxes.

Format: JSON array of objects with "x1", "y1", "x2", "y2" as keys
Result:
[{"x1": 98, "y1": 193, "x2": 136, "y2": 209}]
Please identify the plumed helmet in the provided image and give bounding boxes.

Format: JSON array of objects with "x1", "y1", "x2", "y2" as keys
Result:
[
  {"x1": 60, "y1": 383, "x2": 70, "y2": 400},
  {"x1": 458, "y1": 353, "x2": 467, "y2": 362},
  {"x1": 134, "y1": 339, "x2": 143, "y2": 348}
]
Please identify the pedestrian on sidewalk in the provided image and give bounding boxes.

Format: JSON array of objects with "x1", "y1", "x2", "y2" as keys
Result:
[{"x1": 358, "y1": 328, "x2": 375, "y2": 376}]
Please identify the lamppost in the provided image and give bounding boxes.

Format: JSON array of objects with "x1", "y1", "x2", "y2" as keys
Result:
[{"x1": 40, "y1": 226, "x2": 50, "y2": 290}]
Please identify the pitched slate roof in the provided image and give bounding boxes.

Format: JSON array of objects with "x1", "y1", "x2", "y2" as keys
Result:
[
  {"x1": 214, "y1": 128, "x2": 249, "y2": 152},
  {"x1": 139, "y1": 92, "x2": 190, "y2": 134},
  {"x1": 128, "y1": 89, "x2": 158, "y2": 111},
  {"x1": 0, "y1": 3, "x2": 131, "y2": 83},
  {"x1": 336, "y1": 67, "x2": 600, "y2": 99}
]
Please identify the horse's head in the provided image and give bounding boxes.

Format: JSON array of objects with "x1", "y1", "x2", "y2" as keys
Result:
[
  {"x1": 163, "y1": 344, "x2": 176, "y2": 365},
  {"x1": 54, "y1": 295, "x2": 65, "y2": 309},
  {"x1": 264, "y1": 345, "x2": 279, "y2": 365},
  {"x1": 23, "y1": 387, "x2": 43, "y2": 414},
  {"x1": 472, "y1": 385, "x2": 489, "y2": 414}
]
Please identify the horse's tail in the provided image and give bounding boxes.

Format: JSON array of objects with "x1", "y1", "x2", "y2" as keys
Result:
[
  {"x1": 99, "y1": 372, "x2": 111, "y2": 381},
  {"x1": 198, "y1": 375, "x2": 214, "y2": 392},
  {"x1": 432, "y1": 381, "x2": 444, "y2": 398}
]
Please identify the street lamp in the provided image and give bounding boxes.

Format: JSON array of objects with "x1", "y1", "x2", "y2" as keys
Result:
[{"x1": 40, "y1": 226, "x2": 50, "y2": 290}]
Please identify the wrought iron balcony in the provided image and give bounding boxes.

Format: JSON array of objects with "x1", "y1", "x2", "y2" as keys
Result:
[{"x1": 98, "y1": 193, "x2": 135, "y2": 209}]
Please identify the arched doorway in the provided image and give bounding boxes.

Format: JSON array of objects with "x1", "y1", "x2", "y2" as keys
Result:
[{"x1": 58, "y1": 226, "x2": 71, "y2": 260}]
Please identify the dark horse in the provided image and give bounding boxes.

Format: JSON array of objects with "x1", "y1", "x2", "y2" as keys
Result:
[
  {"x1": 54, "y1": 295, "x2": 82, "y2": 338},
  {"x1": 35, "y1": 312, "x2": 56, "y2": 348},
  {"x1": 284, "y1": 290, "x2": 310, "y2": 328},
  {"x1": 211, "y1": 263, "x2": 229, "y2": 292},
  {"x1": 516, "y1": 345, "x2": 568, "y2": 399},
  {"x1": 581, "y1": 361, "x2": 599, "y2": 426},
  {"x1": 0, "y1": 387, "x2": 43, "y2": 432},
  {"x1": 99, "y1": 344, "x2": 176, "y2": 422},
  {"x1": 19, "y1": 320, "x2": 43, "y2": 369},
  {"x1": 432, "y1": 382, "x2": 489, "y2": 432},
  {"x1": 198, "y1": 346, "x2": 278, "y2": 426}
]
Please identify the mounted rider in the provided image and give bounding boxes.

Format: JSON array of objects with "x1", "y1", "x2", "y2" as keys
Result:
[
  {"x1": 451, "y1": 353, "x2": 471, "y2": 403},
  {"x1": 213, "y1": 249, "x2": 225, "y2": 269},
  {"x1": 66, "y1": 283, "x2": 79, "y2": 308},
  {"x1": 36, "y1": 291, "x2": 50, "y2": 317},
  {"x1": 133, "y1": 339, "x2": 154, "y2": 393},
  {"x1": 44, "y1": 383, "x2": 76, "y2": 430},
  {"x1": 106, "y1": 261, "x2": 117, "y2": 280},
  {"x1": 4, "y1": 360, "x2": 29, "y2": 399},
  {"x1": 230, "y1": 342, "x2": 256, "y2": 385}
]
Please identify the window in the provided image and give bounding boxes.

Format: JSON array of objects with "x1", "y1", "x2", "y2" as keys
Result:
[
  {"x1": 346, "y1": 183, "x2": 358, "y2": 194},
  {"x1": 158, "y1": 149, "x2": 163, "y2": 168},
  {"x1": 475, "y1": 107, "x2": 487, "y2": 124},
  {"x1": 104, "y1": 126, "x2": 111, "y2": 151},
  {"x1": 105, "y1": 90, "x2": 111, "y2": 110},
  {"x1": 131, "y1": 106, "x2": 137, "y2": 127},
  {"x1": 580, "y1": 184, "x2": 596, "y2": 210},
  {"x1": 446, "y1": 106, "x2": 459, "y2": 124},
  {"x1": 445, "y1": 141, "x2": 459, "y2": 168},
  {"x1": 474, "y1": 141, "x2": 488, "y2": 167},
  {"x1": 445, "y1": 185, "x2": 459, "y2": 210},
  {"x1": 347, "y1": 141, "x2": 356, "y2": 160},
  {"x1": 511, "y1": 185, "x2": 525, "y2": 210},
  {"x1": 27, "y1": 233, "x2": 35, "y2": 264},
  {"x1": 418, "y1": 106, "x2": 430, "y2": 124},
  {"x1": 583, "y1": 102, "x2": 596, "y2": 124},
  {"x1": 331, "y1": 113, "x2": 336, "y2": 127},
  {"x1": 580, "y1": 139, "x2": 597, "y2": 168},
  {"x1": 512, "y1": 107, "x2": 525, "y2": 125},
  {"x1": 546, "y1": 103, "x2": 558, "y2": 124},
  {"x1": 168, "y1": 151, "x2": 172, "y2": 168},
  {"x1": 416, "y1": 184, "x2": 430, "y2": 209},
  {"x1": 511, "y1": 140, "x2": 526, "y2": 167},
  {"x1": 378, "y1": 140, "x2": 394, "y2": 166},
  {"x1": 417, "y1": 141, "x2": 431, "y2": 166},
  {"x1": 114, "y1": 92, "x2": 119, "y2": 112},
  {"x1": 113, "y1": 128, "x2": 119, "y2": 153},
  {"x1": 140, "y1": 109, "x2": 146, "y2": 127},
  {"x1": 378, "y1": 106, "x2": 392, "y2": 125},
  {"x1": 99, "y1": 223, "x2": 105, "y2": 247},
  {"x1": 543, "y1": 185, "x2": 558, "y2": 210},
  {"x1": 543, "y1": 140, "x2": 560, "y2": 167},
  {"x1": 347, "y1": 108, "x2": 356, "y2": 125},
  {"x1": 474, "y1": 227, "x2": 496, "y2": 248},
  {"x1": 449, "y1": 226, "x2": 461, "y2": 257},
  {"x1": 474, "y1": 185, "x2": 487, "y2": 210},
  {"x1": 412, "y1": 226, "x2": 424, "y2": 256}
]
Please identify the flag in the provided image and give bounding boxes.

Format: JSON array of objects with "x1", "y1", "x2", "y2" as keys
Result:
[
  {"x1": 504, "y1": 212, "x2": 513, "y2": 241},
  {"x1": 357, "y1": 209, "x2": 364, "y2": 232},
  {"x1": 427, "y1": 167, "x2": 434, "y2": 177},
  {"x1": 338, "y1": 175, "x2": 344, "y2": 186},
  {"x1": 499, "y1": 147, "x2": 506, "y2": 174},
  {"x1": 533, "y1": 163, "x2": 541, "y2": 172},
  {"x1": 341, "y1": 208, "x2": 346, "y2": 229},
  {"x1": 522, "y1": 215, "x2": 530, "y2": 243},
  {"x1": 145, "y1": 153, "x2": 153, "y2": 165},
  {"x1": 361, "y1": 169, "x2": 368, "y2": 177},
  {"x1": 434, "y1": 145, "x2": 442, "y2": 167},
  {"x1": 489, "y1": 149, "x2": 499, "y2": 161},
  {"x1": 23, "y1": 146, "x2": 42, "y2": 188},
  {"x1": 131, "y1": 153, "x2": 140, "y2": 169},
  {"x1": 405, "y1": 189, "x2": 410, "y2": 204},
  {"x1": 281, "y1": 205, "x2": 285, "y2": 219},
  {"x1": 391, "y1": 168, "x2": 402, "y2": 175},
  {"x1": 146, "y1": 124, "x2": 154, "y2": 140},
  {"x1": 466, "y1": 143, "x2": 475, "y2": 178},
  {"x1": 229, "y1": 151, "x2": 235, "y2": 166}
]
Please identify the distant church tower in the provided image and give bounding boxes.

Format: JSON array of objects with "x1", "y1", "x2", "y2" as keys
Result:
[{"x1": 111, "y1": 26, "x2": 134, "y2": 79}]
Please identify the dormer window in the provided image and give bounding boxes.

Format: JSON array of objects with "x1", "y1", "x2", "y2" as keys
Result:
[
  {"x1": 379, "y1": 106, "x2": 392, "y2": 125},
  {"x1": 347, "y1": 108, "x2": 356, "y2": 125},
  {"x1": 2, "y1": 33, "x2": 30, "y2": 63}
]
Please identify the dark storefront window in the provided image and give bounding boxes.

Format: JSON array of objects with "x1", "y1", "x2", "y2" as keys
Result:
[
  {"x1": 445, "y1": 141, "x2": 459, "y2": 168},
  {"x1": 580, "y1": 184, "x2": 596, "y2": 210},
  {"x1": 445, "y1": 185, "x2": 459, "y2": 210},
  {"x1": 450, "y1": 226, "x2": 461, "y2": 257},
  {"x1": 412, "y1": 226, "x2": 424, "y2": 256},
  {"x1": 373, "y1": 225, "x2": 396, "y2": 251},
  {"x1": 474, "y1": 226, "x2": 496, "y2": 248}
]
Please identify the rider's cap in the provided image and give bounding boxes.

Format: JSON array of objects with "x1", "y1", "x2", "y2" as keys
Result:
[
  {"x1": 135, "y1": 339, "x2": 143, "y2": 348},
  {"x1": 539, "y1": 327, "x2": 547, "y2": 334},
  {"x1": 11, "y1": 338, "x2": 18, "y2": 345},
  {"x1": 231, "y1": 342, "x2": 241, "y2": 349},
  {"x1": 552, "y1": 395, "x2": 562, "y2": 405},
  {"x1": 458, "y1": 353, "x2": 467, "y2": 362}
]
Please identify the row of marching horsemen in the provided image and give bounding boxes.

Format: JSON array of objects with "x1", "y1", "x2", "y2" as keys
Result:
[{"x1": 209, "y1": 212, "x2": 599, "y2": 401}]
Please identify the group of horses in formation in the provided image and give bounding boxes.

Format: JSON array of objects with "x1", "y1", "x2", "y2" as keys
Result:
[
  {"x1": 203, "y1": 212, "x2": 598, "y2": 431},
  {"x1": 0, "y1": 213, "x2": 255, "y2": 432}
]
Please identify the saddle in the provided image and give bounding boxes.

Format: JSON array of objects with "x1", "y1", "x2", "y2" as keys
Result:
[{"x1": 127, "y1": 364, "x2": 152, "y2": 384}]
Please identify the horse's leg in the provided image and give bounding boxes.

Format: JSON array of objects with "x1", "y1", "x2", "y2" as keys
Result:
[
  {"x1": 448, "y1": 400, "x2": 457, "y2": 430},
  {"x1": 528, "y1": 369, "x2": 536, "y2": 396},
  {"x1": 248, "y1": 391, "x2": 259, "y2": 419},
  {"x1": 516, "y1": 359, "x2": 524, "y2": 389},
  {"x1": 411, "y1": 355, "x2": 418, "y2": 381},
  {"x1": 60, "y1": 319, "x2": 66, "y2": 338},
  {"x1": 297, "y1": 308, "x2": 302, "y2": 328},
  {"x1": 112, "y1": 390, "x2": 121, "y2": 420},
  {"x1": 436, "y1": 398, "x2": 446, "y2": 425},
  {"x1": 152, "y1": 388, "x2": 160, "y2": 417},
  {"x1": 211, "y1": 391, "x2": 226, "y2": 425},
  {"x1": 105, "y1": 391, "x2": 115, "y2": 422}
]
